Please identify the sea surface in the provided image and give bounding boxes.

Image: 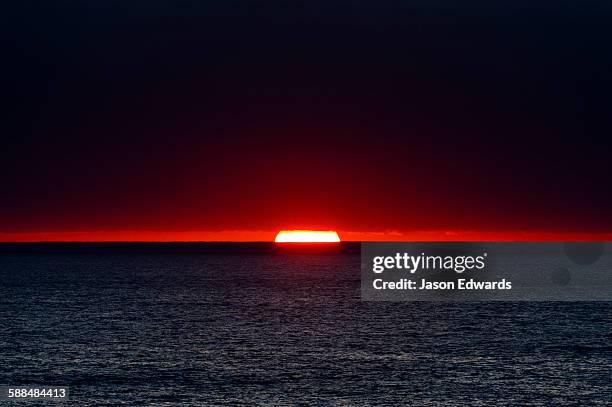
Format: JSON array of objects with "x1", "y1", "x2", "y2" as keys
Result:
[{"x1": 0, "y1": 243, "x2": 610, "y2": 406}]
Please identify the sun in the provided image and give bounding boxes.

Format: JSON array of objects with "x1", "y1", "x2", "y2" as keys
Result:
[{"x1": 274, "y1": 230, "x2": 341, "y2": 243}]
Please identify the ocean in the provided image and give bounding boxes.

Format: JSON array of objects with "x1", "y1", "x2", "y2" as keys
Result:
[{"x1": 0, "y1": 243, "x2": 610, "y2": 406}]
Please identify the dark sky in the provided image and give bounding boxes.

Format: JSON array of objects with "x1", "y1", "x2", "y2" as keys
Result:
[{"x1": 3, "y1": 1, "x2": 612, "y2": 238}]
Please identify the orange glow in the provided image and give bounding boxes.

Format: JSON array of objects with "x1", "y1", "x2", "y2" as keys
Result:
[{"x1": 274, "y1": 230, "x2": 341, "y2": 243}]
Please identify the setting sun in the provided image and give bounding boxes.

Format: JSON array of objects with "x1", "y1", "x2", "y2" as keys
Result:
[{"x1": 274, "y1": 230, "x2": 341, "y2": 243}]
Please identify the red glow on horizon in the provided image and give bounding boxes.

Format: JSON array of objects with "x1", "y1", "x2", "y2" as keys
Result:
[{"x1": 0, "y1": 230, "x2": 611, "y2": 242}]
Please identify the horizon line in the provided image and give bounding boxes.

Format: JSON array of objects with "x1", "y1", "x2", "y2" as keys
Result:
[{"x1": 2, "y1": 229, "x2": 612, "y2": 243}]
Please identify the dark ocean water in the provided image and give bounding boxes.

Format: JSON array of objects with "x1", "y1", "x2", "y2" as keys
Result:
[{"x1": 0, "y1": 245, "x2": 610, "y2": 406}]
